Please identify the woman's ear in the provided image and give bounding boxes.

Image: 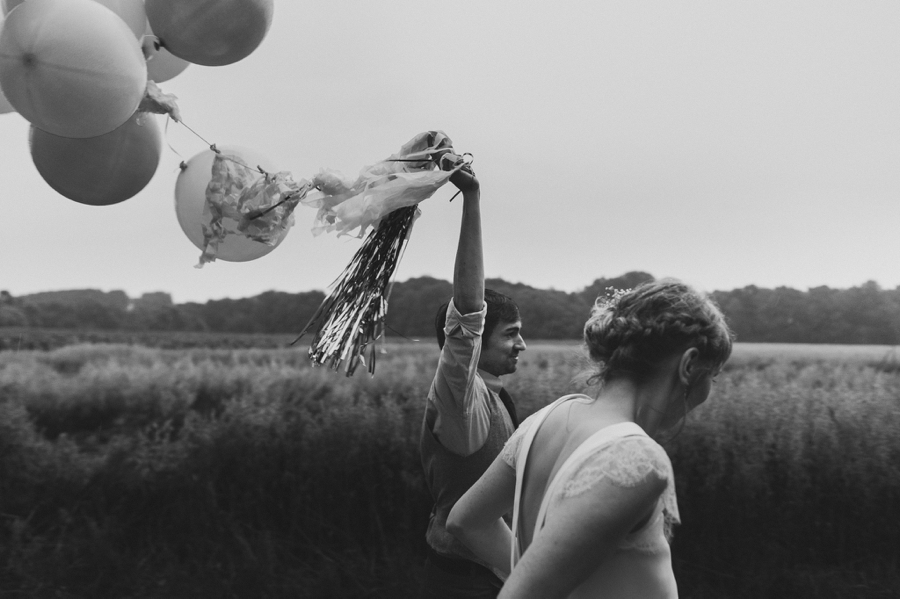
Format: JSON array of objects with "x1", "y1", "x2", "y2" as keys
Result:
[{"x1": 678, "y1": 347, "x2": 701, "y2": 386}]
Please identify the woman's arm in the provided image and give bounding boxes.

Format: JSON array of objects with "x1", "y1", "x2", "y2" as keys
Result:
[
  {"x1": 446, "y1": 455, "x2": 517, "y2": 577},
  {"x1": 499, "y1": 473, "x2": 666, "y2": 598}
]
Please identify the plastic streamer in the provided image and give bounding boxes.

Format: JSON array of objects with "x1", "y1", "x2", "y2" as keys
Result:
[
  {"x1": 301, "y1": 131, "x2": 459, "y2": 237},
  {"x1": 294, "y1": 205, "x2": 420, "y2": 376},
  {"x1": 139, "y1": 80, "x2": 182, "y2": 123},
  {"x1": 292, "y1": 131, "x2": 471, "y2": 375}
]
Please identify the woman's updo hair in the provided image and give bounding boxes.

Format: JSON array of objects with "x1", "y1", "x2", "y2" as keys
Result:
[{"x1": 583, "y1": 278, "x2": 733, "y2": 385}]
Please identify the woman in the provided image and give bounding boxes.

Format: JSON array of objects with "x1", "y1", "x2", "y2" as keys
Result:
[{"x1": 447, "y1": 279, "x2": 733, "y2": 598}]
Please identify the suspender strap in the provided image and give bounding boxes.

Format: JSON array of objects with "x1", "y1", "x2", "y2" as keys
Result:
[{"x1": 498, "y1": 387, "x2": 519, "y2": 429}]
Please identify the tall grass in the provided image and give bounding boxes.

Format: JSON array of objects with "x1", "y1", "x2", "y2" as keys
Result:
[
  {"x1": 0, "y1": 341, "x2": 898, "y2": 598},
  {"x1": 670, "y1": 356, "x2": 900, "y2": 597}
]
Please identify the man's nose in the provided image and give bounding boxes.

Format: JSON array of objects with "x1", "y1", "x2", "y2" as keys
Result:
[{"x1": 515, "y1": 336, "x2": 526, "y2": 351}]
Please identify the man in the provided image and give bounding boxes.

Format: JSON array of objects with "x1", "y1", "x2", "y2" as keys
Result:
[{"x1": 419, "y1": 162, "x2": 527, "y2": 597}]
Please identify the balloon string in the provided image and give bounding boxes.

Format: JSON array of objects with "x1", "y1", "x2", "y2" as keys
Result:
[
  {"x1": 173, "y1": 118, "x2": 273, "y2": 178},
  {"x1": 169, "y1": 120, "x2": 470, "y2": 205},
  {"x1": 177, "y1": 120, "x2": 217, "y2": 151},
  {"x1": 162, "y1": 118, "x2": 187, "y2": 170},
  {"x1": 247, "y1": 190, "x2": 303, "y2": 220},
  {"x1": 167, "y1": 117, "x2": 310, "y2": 221},
  {"x1": 173, "y1": 118, "x2": 473, "y2": 187}
]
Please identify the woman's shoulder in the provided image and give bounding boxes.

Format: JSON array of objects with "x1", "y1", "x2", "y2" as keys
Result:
[{"x1": 560, "y1": 434, "x2": 673, "y2": 498}]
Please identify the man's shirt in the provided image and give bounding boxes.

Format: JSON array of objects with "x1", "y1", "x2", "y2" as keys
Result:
[{"x1": 427, "y1": 298, "x2": 509, "y2": 456}]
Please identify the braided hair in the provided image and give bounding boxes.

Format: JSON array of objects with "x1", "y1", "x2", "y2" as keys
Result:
[{"x1": 583, "y1": 279, "x2": 733, "y2": 386}]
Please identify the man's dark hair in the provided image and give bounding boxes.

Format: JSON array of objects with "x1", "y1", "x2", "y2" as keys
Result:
[{"x1": 435, "y1": 288, "x2": 521, "y2": 349}]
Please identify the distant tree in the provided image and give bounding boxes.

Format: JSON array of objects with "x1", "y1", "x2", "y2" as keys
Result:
[
  {"x1": 480, "y1": 279, "x2": 586, "y2": 339},
  {"x1": 132, "y1": 292, "x2": 174, "y2": 310},
  {"x1": 0, "y1": 291, "x2": 29, "y2": 326},
  {"x1": 194, "y1": 291, "x2": 325, "y2": 334},
  {"x1": 253, "y1": 291, "x2": 327, "y2": 334},
  {"x1": 509, "y1": 287, "x2": 586, "y2": 339},
  {"x1": 834, "y1": 281, "x2": 898, "y2": 344},
  {"x1": 20, "y1": 289, "x2": 130, "y2": 311},
  {"x1": 384, "y1": 277, "x2": 453, "y2": 340},
  {"x1": 24, "y1": 300, "x2": 125, "y2": 330},
  {"x1": 7, "y1": 276, "x2": 898, "y2": 344},
  {"x1": 712, "y1": 282, "x2": 900, "y2": 344},
  {"x1": 0, "y1": 305, "x2": 28, "y2": 327}
]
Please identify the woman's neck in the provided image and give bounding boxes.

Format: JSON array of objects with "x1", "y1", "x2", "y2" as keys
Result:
[
  {"x1": 592, "y1": 378, "x2": 640, "y2": 423},
  {"x1": 596, "y1": 371, "x2": 677, "y2": 436}
]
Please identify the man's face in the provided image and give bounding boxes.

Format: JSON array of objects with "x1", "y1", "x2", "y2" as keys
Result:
[{"x1": 478, "y1": 319, "x2": 526, "y2": 377}]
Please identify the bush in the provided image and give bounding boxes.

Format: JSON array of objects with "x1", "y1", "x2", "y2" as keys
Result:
[{"x1": 1, "y1": 342, "x2": 898, "y2": 598}]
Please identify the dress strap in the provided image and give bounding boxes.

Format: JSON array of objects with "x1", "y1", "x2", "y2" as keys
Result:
[{"x1": 510, "y1": 394, "x2": 589, "y2": 571}]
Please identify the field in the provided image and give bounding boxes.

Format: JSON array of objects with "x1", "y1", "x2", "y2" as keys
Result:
[{"x1": 1, "y1": 338, "x2": 899, "y2": 598}]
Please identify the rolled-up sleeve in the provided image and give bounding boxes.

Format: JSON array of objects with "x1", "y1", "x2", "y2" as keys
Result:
[{"x1": 428, "y1": 299, "x2": 492, "y2": 456}]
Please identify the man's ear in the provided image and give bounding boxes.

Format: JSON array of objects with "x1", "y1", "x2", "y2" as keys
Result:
[{"x1": 678, "y1": 347, "x2": 701, "y2": 386}]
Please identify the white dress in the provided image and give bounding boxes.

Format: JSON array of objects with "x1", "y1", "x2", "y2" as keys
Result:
[{"x1": 500, "y1": 394, "x2": 680, "y2": 598}]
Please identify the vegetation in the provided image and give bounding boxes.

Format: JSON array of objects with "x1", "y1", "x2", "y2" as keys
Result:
[
  {"x1": 3, "y1": 272, "x2": 900, "y2": 343},
  {"x1": 1, "y1": 340, "x2": 898, "y2": 597}
]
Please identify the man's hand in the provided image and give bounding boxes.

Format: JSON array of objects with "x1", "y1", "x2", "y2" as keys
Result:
[
  {"x1": 449, "y1": 165, "x2": 479, "y2": 195},
  {"x1": 436, "y1": 151, "x2": 479, "y2": 195}
]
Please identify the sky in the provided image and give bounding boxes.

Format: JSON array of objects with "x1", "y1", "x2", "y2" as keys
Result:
[{"x1": 0, "y1": 0, "x2": 897, "y2": 304}]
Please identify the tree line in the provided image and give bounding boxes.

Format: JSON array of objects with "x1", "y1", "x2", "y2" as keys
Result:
[{"x1": 2, "y1": 273, "x2": 899, "y2": 344}]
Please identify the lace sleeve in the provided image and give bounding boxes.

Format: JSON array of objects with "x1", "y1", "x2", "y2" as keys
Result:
[
  {"x1": 498, "y1": 411, "x2": 541, "y2": 469},
  {"x1": 561, "y1": 436, "x2": 673, "y2": 497},
  {"x1": 561, "y1": 435, "x2": 681, "y2": 539}
]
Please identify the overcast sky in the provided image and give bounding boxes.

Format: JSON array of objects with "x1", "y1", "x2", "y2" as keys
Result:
[{"x1": 1, "y1": 0, "x2": 897, "y2": 303}]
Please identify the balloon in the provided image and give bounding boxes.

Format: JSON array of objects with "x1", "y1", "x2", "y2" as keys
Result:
[
  {"x1": 142, "y1": 23, "x2": 189, "y2": 83},
  {"x1": 145, "y1": 0, "x2": 273, "y2": 67},
  {"x1": 0, "y1": 16, "x2": 12, "y2": 114},
  {"x1": 0, "y1": 85, "x2": 14, "y2": 114},
  {"x1": 30, "y1": 112, "x2": 162, "y2": 206},
  {"x1": 95, "y1": 0, "x2": 147, "y2": 39},
  {"x1": 3, "y1": 0, "x2": 145, "y2": 37},
  {"x1": 0, "y1": 0, "x2": 25, "y2": 14},
  {"x1": 0, "y1": 0, "x2": 147, "y2": 138},
  {"x1": 175, "y1": 146, "x2": 285, "y2": 262}
]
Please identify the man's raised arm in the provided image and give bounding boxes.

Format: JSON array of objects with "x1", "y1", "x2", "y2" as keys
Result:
[{"x1": 451, "y1": 167, "x2": 484, "y2": 315}]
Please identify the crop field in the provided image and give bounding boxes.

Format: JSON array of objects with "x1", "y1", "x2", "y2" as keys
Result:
[{"x1": 1, "y1": 338, "x2": 899, "y2": 598}]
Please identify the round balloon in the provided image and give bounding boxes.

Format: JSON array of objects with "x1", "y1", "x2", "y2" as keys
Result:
[
  {"x1": 145, "y1": 0, "x2": 273, "y2": 67},
  {"x1": 142, "y1": 23, "x2": 189, "y2": 83},
  {"x1": 0, "y1": 16, "x2": 11, "y2": 114},
  {"x1": 0, "y1": 0, "x2": 24, "y2": 14},
  {"x1": 175, "y1": 146, "x2": 285, "y2": 262},
  {"x1": 0, "y1": 0, "x2": 147, "y2": 138},
  {"x1": 0, "y1": 85, "x2": 14, "y2": 114},
  {"x1": 3, "y1": 0, "x2": 145, "y2": 36},
  {"x1": 94, "y1": 0, "x2": 147, "y2": 39},
  {"x1": 30, "y1": 112, "x2": 162, "y2": 206}
]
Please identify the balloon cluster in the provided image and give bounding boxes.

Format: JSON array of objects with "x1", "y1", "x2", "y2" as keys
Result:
[
  {"x1": 0, "y1": 0, "x2": 273, "y2": 214},
  {"x1": 0, "y1": 1, "x2": 466, "y2": 376}
]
